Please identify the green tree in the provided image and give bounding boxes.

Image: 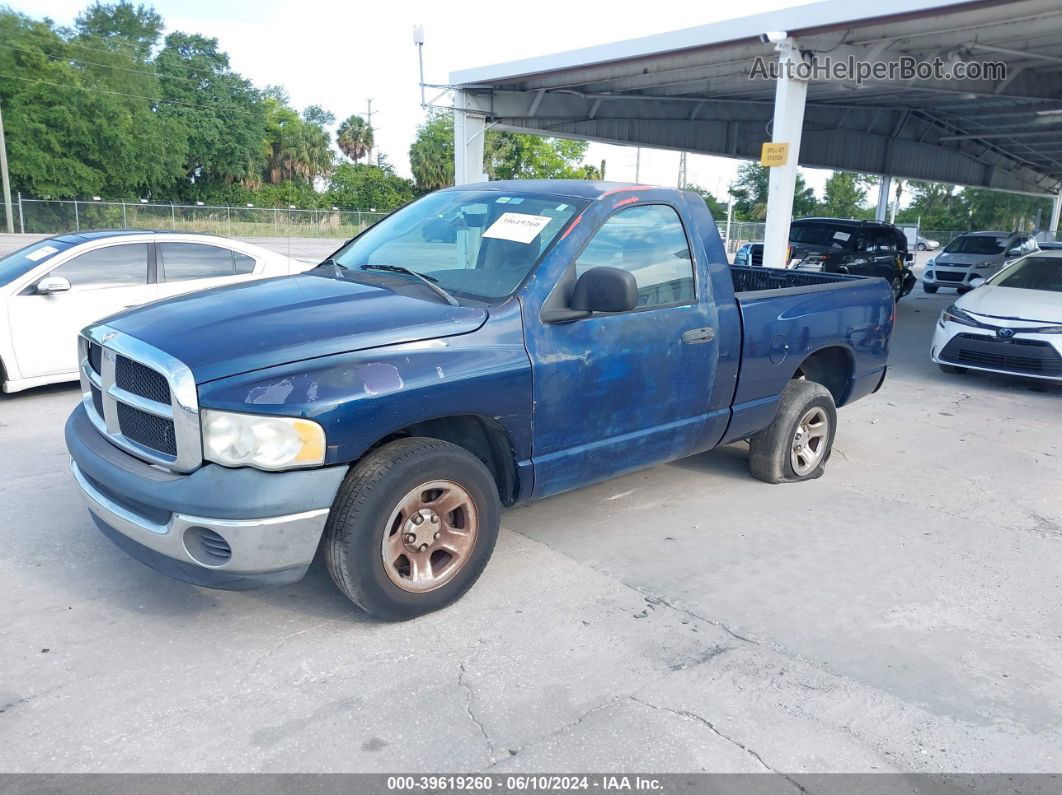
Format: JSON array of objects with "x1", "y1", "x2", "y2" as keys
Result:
[
  {"x1": 819, "y1": 172, "x2": 873, "y2": 219},
  {"x1": 408, "y1": 112, "x2": 600, "y2": 191},
  {"x1": 685, "y1": 184, "x2": 728, "y2": 220},
  {"x1": 154, "y1": 32, "x2": 266, "y2": 193},
  {"x1": 729, "y1": 162, "x2": 817, "y2": 221},
  {"x1": 409, "y1": 112, "x2": 454, "y2": 191},
  {"x1": 337, "y1": 115, "x2": 374, "y2": 163},
  {"x1": 327, "y1": 163, "x2": 415, "y2": 211}
]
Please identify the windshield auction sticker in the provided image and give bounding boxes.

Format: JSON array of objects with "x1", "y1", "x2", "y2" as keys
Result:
[{"x1": 483, "y1": 213, "x2": 553, "y2": 245}]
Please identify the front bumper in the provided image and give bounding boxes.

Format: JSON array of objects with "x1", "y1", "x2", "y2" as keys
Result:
[
  {"x1": 923, "y1": 266, "x2": 995, "y2": 287},
  {"x1": 930, "y1": 321, "x2": 1062, "y2": 382},
  {"x1": 66, "y1": 404, "x2": 348, "y2": 589}
]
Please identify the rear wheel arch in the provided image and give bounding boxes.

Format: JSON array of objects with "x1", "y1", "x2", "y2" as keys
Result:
[{"x1": 791, "y1": 346, "x2": 854, "y2": 406}]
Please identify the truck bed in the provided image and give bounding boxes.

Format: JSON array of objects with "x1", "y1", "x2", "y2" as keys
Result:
[{"x1": 730, "y1": 264, "x2": 865, "y2": 293}]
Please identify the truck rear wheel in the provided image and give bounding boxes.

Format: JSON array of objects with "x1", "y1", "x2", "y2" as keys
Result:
[
  {"x1": 323, "y1": 437, "x2": 501, "y2": 620},
  {"x1": 749, "y1": 380, "x2": 837, "y2": 484}
]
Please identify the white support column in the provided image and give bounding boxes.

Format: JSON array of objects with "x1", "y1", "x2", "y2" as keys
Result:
[
  {"x1": 762, "y1": 39, "x2": 808, "y2": 269},
  {"x1": 875, "y1": 175, "x2": 892, "y2": 222},
  {"x1": 1050, "y1": 192, "x2": 1062, "y2": 238},
  {"x1": 453, "y1": 90, "x2": 487, "y2": 186}
]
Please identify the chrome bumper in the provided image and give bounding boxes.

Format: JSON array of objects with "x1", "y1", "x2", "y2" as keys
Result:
[{"x1": 71, "y1": 460, "x2": 329, "y2": 575}]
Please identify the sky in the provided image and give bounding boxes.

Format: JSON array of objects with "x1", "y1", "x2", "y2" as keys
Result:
[{"x1": 14, "y1": 0, "x2": 850, "y2": 204}]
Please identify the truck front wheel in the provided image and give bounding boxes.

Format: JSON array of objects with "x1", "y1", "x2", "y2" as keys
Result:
[
  {"x1": 749, "y1": 380, "x2": 837, "y2": 484},
  {"x1": 324, "y1": 437, "x2": 501, "y2": 620}
]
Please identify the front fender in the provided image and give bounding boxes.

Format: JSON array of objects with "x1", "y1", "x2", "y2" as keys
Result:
[{"x1": 195, "y1": 301, "x2": 532, "y2": 467}]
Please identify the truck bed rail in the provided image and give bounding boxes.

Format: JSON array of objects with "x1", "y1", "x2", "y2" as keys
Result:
[{"x1": 730, "y1": 265, "x2": 863, "y2": 293}]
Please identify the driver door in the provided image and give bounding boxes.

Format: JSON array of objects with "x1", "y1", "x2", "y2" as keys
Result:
[
  {"x1": 7, "y1": 242, "x2": 154, "y2": 378},
  {"x1": 525, "y1": 204, "x2": 719, "y2": 498}
]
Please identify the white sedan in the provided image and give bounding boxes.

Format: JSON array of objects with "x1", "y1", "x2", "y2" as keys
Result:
[
  {"x1": 1, "y1": 231, "x2": 314, "y2": 393},
  {"x1": 931, "y1": 249, "x2": 1062, "y2": 382}
]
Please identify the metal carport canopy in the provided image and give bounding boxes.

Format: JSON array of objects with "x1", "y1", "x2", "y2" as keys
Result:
[{"x1": 449, "y1": 0, "x2": 1062, "y2": 198}]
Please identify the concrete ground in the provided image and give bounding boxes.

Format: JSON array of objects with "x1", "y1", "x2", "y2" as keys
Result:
[{"x1": 1, "y1": 240, "x2": 1060, "y2": 774}]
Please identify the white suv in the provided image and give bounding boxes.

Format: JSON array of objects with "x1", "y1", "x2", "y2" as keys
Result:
[{"x1": 923, "y1": 231, "x2": 1036, "y2": 294}]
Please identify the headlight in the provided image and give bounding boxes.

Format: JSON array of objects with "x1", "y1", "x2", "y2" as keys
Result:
[
  {"x1": 926, "y1": 257, "x2": 936, "y2": 267},
  {"x1": 939, "y1": 303, "x2": 980, "y2": 329},
  {"x1": 1033, "y1": 325, "x2": 1062, "y2": 334},
  {"x1": 973, "y1": 262, "x2": 994, "y2": 269},
  {"x1": 201, "y1": 409, "x2": 326, "y2": 470}
]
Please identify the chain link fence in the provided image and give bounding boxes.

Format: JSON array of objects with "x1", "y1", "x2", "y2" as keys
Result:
[{"x1": 7, "y1": 198, "x2": 389, "y2": 239}]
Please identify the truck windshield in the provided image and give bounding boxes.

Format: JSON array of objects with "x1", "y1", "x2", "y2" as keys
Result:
[
  {"x1": 0, "y1": 237, "x2": 76, "y2": 287},
  {"x1": 329, "y1": 190, "x2": 584, "y2": 301},
  {"x1": 944, "y1": 235, "x2": 1008, "y2": 255}
]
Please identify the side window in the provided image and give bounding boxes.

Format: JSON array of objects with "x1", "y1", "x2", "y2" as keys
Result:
[
  {"x1": 48, "y1": 244, "x2": 148, "y2": 290},
  {"x1": 868, "y1": 228, "x2": 894, "y2": 252},
  {"x1": 233, "y1": 252, "x2": 257, "y2": 274},
  {"x1": 575, "y1": 204, "x2": 694, "y2": 308},
  {"x1": 160, "y1": 243, "x2": 235, "y2": 281}
]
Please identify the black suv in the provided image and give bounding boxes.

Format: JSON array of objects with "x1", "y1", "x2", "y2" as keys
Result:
[{"x1": 788, "y1": 218, "x2": 916, "y2": 301}]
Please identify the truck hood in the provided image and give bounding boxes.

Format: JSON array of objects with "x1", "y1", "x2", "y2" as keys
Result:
[
  {"x1": 960, "y1": 285, "x2": 1062, "y2": 324},
  {"x1": 107, "y1": 272, "x2": 488, "y2": 383},
  {"x1": 934, "y1": 252, "x2": 1005, "y2": 267}
]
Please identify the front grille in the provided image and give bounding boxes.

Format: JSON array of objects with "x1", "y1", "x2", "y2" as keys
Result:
[
  {"x1": 117, "y1": 401, "x2": 178, "y2": 456},
  {"x1": 941, "y1": 333, "x2": 1062, "y2": 376},
  {"x1": 90, "y1": 385, "x2": 104, "y2": 418},
  {"x1": 115, "y1": 356, "x2": 171, "y2": 404},
  {"x1": 80, "y1": 328, "x2": 201, "y2": 471},
  {"x1": 935, "y1": 271, "x2": 966, "y2": 282},
  {"x1": 88, "y1": 343, "x2": 102, "y2": 375}
]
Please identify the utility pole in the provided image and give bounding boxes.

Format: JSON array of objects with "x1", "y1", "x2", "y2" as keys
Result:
[
  {"x1": 0, "y1": 98, "x2": 13, "y2": 234},
  {"x1": 677, "y1": 151, "x2": 687, "y2": 190},
  {"x1": 365, "y1": 98, "x2": 376, "y2": 166},
  {"x1": 634, "y1": 147, "x2": 641, "y2": 182},
  {"x1": 413, "y1": 25, "x2": 426, "y2": 107}
]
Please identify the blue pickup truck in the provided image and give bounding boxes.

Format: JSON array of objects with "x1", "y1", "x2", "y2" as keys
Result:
[{"x1": 66, "y1": 181, "x2": 893, "y2": 619}]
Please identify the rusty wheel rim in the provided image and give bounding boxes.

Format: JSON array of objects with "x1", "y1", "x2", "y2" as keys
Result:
[
  {"x1": 790, "y1": 406, "x2": 830, "y2": 476},
  {"x1": 381, "y1": 480, "x2": 479, "y2": 593}
]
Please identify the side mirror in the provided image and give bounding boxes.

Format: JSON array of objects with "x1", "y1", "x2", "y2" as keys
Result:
[
  {"x1": 1007, "y1": 247, "x2": 1021, "y2": 257},
  {"x1": 36, "y1": 276, "x2": 71, "y2": 294},
  {"x1": 969, "y1": 276, "x2": 986, "y2": 288},
  {"x1": 905, "y1": 252, "x2": 914, "y2": 263},
  {"x1": 571, "y1": 267, "x2": 638, "y2": 313}
]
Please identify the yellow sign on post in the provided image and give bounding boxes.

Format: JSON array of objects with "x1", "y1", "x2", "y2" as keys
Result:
[{"x1": 760, "y1": 142, "x2": 790, "y2": 167}]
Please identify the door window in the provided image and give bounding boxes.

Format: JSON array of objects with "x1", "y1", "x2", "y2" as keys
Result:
[
  {"x1": 867, "y1": 228, "x2": 895, "y2": 253},
  {"x1": 160, "y1": 243, "x2": 236, "y2": 281},
  {"x1": 575, "y1": 205, "x2": 695, "y2": 307},
  {"x1": 47, "y1": 244, "x2": 149, "y2": 290},
  {"x1": 234, "y1": 252, "x2": 257, "y2": 274}
]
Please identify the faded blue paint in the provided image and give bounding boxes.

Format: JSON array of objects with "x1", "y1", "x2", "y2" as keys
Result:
[{"x1": 102, "y1": 181, "x2": 893, "y2": 505}]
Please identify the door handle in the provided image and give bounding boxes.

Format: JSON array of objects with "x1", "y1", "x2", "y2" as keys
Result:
[{"x1": 681, "y1": 327, "x2": 716, "y2": 344}]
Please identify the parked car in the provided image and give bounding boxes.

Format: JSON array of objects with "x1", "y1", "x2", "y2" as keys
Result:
[
  {"x1": 65, "y1": 181, "x2": 894, "y2": 620},
  {"x1": 922, "y1": 231, "x2": 1036, "y2": 294},
  {"x1": 733, "y1": 241, "x2": 763, "y2": 266},
  {"x1": 0, "y1": 231, "x2": 311, "y2": 393},
  {"x1": 916, "y1": 235, "x2": 940, "y2": 251},
  {"x1": 932, "y1": 250, "x2": 1062, "y2": 381},
  {"x1": 787, "y1": 218, "x2": 917, "y2": 301},
  {"x1": 1036, "y1": 240, "x2": 1062, "y2": 251}
]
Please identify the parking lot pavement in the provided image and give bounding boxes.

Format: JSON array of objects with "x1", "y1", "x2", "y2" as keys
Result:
[{"x1": 2, "y1": 271, "x2": 1061, "y2": 774}]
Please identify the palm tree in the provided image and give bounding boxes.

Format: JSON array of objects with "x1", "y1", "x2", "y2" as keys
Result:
[{"x1": 337, "y1": 115, "x2": 374, "y2": 163}]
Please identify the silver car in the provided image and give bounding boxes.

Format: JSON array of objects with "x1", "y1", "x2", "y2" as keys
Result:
[{"x1": 923, "y1": 231, "x2": 1037, "y2": 294}]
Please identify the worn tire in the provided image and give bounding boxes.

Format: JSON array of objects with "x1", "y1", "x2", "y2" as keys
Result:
[
  {"x1": 923, "y1": 283, "x2": 938, "y2": 294},
  {"x1": 323, "y1": 437, "x2": 501, "y2": 621},
  {"x1": 749, "y1": 380, "x2": 837, "y2": 484},
  {"x1": 938, "y1": 363, "x2": 967, "y2": 375}
]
